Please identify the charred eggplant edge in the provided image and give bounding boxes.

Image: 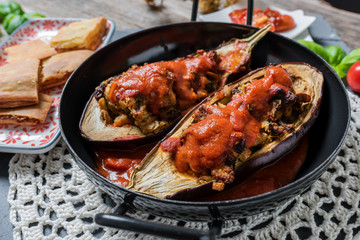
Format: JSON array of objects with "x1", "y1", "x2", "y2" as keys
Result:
[{"x1": 79, "y1": 93, "x2": 181, "y2": 147}]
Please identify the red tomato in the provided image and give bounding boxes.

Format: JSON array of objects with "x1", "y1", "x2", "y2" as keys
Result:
[
  {"x1": 275, "y1": 14, "x2": 296, "y2": 32},
  {"x1": 264, "y1": 7, "x2": 295, "y2": 32},
  {"x1": 229, "y1": 8, "x2": 276, "y2": 31},
  {"x1": 347, "y1": 61, "x2": 360, "y2": 93},
  {"x1": 103, "y1": 157, "x2": 134, "y2": 172},
  {"x1": 229, "y1": 8, "x2": 247, "y2": 24},
  {"x1": 229, "y1": 7, "x2": 295, "y2": 33}
]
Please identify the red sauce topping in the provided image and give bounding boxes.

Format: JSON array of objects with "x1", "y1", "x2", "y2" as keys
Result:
[
  {"x1": 109, "y1": 63, "x2": 175, "y2": 115},
  {"x1": 174, "y1": 115, "x2": 238, "y2": 173},
  {"x1": 164, "y1": 66, "x2": 293, "y2": 174},
  {"x1": 113, "y1": 135, "x2": 141, "y2": 141},
  {"x1": 94, "y1": 143, "x2": 155, "y2": 187},
  {"x1": 200, "y1": 135, "x2": 308, "y2": 201},
  {"x1": 160, "y1": 137, "x2": 181, "y2": 155},
  {"x1": 109, "y1": 54, "x2": 217, "y2": 114},
  {"x1": 172, "y1": 54, "x2": 216, "y2": 109},
  {"x1": 218, "y1": 41, "x2": 249, "y2": 85},
  {"x1": 229, "y1": 7, "x2": 296, "y2": 33}
]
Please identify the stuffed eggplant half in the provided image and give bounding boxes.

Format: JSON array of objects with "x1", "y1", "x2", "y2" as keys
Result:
[
  {"x1": 79, "y1": 25, "x2": 271, "y2": 144},
  {"x1": 127, "y1": 63, "x2": 324, "y2": 200}
]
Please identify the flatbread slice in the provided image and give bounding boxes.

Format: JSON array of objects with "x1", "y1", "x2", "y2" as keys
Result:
[
  {"x1": 0, "y1": 58, "x2": 40, "y2": 108},
  {"x1": 50, "y1": 17, "x2": 107, "y2": 51},
  {"x1": 5, "y1": 39, "x2": 57, "y2": 63},
  {"x1": 0, "y1": 93, "x2": 53, "y2": 126},
  {"x1": 40, "y1": 50, "x2": 93, "y2": 90}
]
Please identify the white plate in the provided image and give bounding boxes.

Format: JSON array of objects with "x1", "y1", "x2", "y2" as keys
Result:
[
  {"x1": 0, "y1": 17, "x2": 115, "y2": 154},
  {"x1": 199, "y1": 2, "x2": 316, "y2": 39}
]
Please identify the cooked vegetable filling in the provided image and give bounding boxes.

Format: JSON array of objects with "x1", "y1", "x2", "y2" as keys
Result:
[
  {"x1": 94, "y1": 51, "x2": 220, "y2": 134},
  {"x1": 81, "y1": 26, "x2": 271, "y2": 142},
  {"x1": 161, "y1": 66, "x2": 311, "y2": 191}
]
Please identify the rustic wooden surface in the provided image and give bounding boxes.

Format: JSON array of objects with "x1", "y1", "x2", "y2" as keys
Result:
[{"x1": 0, "y1": 0, "x2": 358, "y2": 49}]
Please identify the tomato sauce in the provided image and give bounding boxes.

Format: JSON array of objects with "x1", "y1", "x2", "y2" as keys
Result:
[
  {"x1": 94, "y1": 143, "x2": 156, "y2": 187},
  {"x1": 94, "y1": 135, "x2": 308, "y2": 200},
  {"x1": 200, "y1": 135, "x2": 308, "y2": 201},
  {"x1": 108, "y1": 54, "x2": 217, "y2": 114},
  {"x1": 229, "y1": 7, "x2": 296, "y2": 33},
  {"x1": 218, "y1": 41, "x2": 249, "y2": 85},
  {"x1": 166, "y1": 66, "x2": 293, "y2": 174}
]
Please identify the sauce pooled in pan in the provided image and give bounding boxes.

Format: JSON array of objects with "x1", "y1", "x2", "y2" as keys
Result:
[{"x1": 93, "y1": 135, "x2": 308, "y2": 201}]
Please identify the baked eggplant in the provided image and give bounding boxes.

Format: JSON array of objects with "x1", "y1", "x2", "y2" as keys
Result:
[
  {"x1": 127, "y1": 63, "x2": 323, "y2": 200},
  {"x1": 79, "y1": 25, "x2": 271, "y2": 146}
]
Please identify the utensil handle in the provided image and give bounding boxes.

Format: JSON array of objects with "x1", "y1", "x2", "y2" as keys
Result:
[
  {"x1": 95, "y1": 213, "x2": 217, "y2": 240},
  {"x1": 191, "y1": 0, "x2": 199, "y2": 21},
  {"x1": 247, "y1": 0, "x2": 254, "y2": 26}
]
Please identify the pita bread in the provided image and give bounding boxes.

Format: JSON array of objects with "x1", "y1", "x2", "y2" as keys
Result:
[
  {"x1": 5, "y1": 39, "x2": 57, "y2": 63},
  {"x1": 50, "y1": 17, "x2": 107, "y2": 51},
  {"x1": 39, "y1": 50, "x2": 93, "y2": 90},
  {"x1": 0, "y1": 93, "x2": 53, "y2": 125},
  {"x1": 0, "y1": 58, "x2": 40, "y2": 108}
]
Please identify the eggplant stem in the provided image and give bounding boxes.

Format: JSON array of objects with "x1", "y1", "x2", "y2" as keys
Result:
[{"x1": 243, "y1": 24, "x2": 272, "y2": 52}]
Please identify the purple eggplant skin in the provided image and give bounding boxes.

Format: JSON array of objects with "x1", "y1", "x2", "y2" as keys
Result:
[{"x1": 160, "y1": 63, "x2": 324, "y2": 201}]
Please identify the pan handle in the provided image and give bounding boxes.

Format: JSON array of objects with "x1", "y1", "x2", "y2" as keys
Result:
[
  {"x1": 95, "y1": 194, "x2": 223, "y2": 239},
  {"x1": 95, "y1": 213, "x2": 221, "y2": 240}
]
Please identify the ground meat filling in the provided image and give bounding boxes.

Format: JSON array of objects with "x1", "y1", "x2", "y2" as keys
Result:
[
  {"x1": 161, "y1": 66, "x2": 311, "y2": 191},
  {"x1": 96, "y1": 51, "x2": 221, "y2": 134}
]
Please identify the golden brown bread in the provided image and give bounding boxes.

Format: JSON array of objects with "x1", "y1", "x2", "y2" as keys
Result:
[
  {"x1": 50, "y1": 17, "x2": 107, "y2": 51},
  {"x1": 5, "y1": 39, "x2": 57, "y2": 63},
  {"x1": 39, "y1": 50, "x2": 93, "y2": 90},
  {"x1": 0, "y1": 58, "x2": 40, "y2": 108},
  {"x1": 0, "y1": 93, "x2": 53, "y2": 125}
]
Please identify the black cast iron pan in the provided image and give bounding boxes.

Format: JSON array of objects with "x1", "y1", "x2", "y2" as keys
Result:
[{"x1": 59, "y1": 9, "x2": 350, "y2": 240}]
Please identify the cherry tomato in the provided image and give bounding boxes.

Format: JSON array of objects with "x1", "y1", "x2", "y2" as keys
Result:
[{"x1": 347, "y1": 61, "x2": 360, "y2": 93}]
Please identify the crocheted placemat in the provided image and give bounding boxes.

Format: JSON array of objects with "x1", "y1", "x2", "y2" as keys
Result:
[{"x1": 8, "y1": 91, "x2": 360, "y2": 240}]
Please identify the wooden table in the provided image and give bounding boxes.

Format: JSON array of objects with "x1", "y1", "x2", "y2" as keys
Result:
[
  {"x1": 0, "y1": 0, "x2": 358, "y2": 239},
  {"x1": 0, "y1": 0, "x2": 359, "y2": 49}
]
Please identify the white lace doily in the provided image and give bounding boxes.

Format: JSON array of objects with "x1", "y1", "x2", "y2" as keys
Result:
[{"x1": 8, "y1": 91, "x2": 360, "y2": 240}]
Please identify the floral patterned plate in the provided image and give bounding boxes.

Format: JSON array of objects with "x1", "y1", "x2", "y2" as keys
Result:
[{"x1": 0, "y1": 18, "x2": 115, "y2": 153}]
